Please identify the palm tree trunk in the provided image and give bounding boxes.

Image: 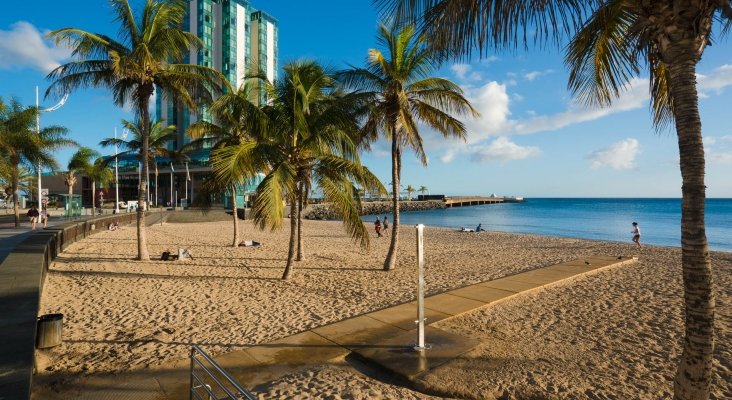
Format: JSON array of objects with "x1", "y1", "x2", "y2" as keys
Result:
[
  {"x1": 296, "y1": 182, "x2": 304, "y2": 261},
  {"x1": 68, "y1": 177, "x2": 73, "y2": 195},
  {"x1": 136, "y1": 91, "x2": 152, "y2": 261},
  {"x1": 231, "y1": 185, "x2": 240, "y2": 247},
  {"x1": 383, "y1": 133, "x2": 400, "y2": 271},
  {"x1": 12, "y1": 162, "x2": 19, "y2": 227},
  {"x1": 282, "y1": 194, "x2": 298, "y2": 279},
  {"x1": 667, "y1": 59, "x2": 715, "y2": 400}
]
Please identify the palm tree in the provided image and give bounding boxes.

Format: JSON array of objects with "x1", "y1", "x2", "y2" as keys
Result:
[
  {"x1": 404, "y1": 185, "x2": 416, "y2": 201},
  {"x1": 1, "y1": 165, "x2": 35, "y2": 206},
  {"x1": 86, "y1": 157, "x2": 114, "y2": 213},
  {"x1": 65, "y1": 147, "x2": 99, "y2": 196},
  {"x1": 418, "y1": 185, "x2": 429, "y2": 198},
  {"x1": 212, "y1": 61, "x2": 385, "y2": 279},
  {"x1": 47, "y1": 0, "x2": 226, "y2": 260},
  {"x1": 377, "y1": 1, "x2": 728, "y2": 397},
  {"x1": 0, "y1": 97, "x2": 74, "y2": 226},
  {"x1": 338, "y1": 24, "x2": 477, "y2": 271},
  {"x1": 185, "y1": 78, "x2": 268, "y2": 247}
]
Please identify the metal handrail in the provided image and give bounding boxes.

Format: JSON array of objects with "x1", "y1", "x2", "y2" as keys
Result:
[{"x1": 190, "y1": 345, "x2": 256, "y2": 400}]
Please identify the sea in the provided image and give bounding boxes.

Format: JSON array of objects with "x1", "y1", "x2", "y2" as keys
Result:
[{"x1": 372, "y1": 198, "x2": 732, "y2": 252}]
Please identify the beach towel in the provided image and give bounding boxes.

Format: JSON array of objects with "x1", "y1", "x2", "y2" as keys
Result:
[
  {"x1": 239, "y1": 240, "x2": 262, "y2": 248},
  {"x1": 178, "y1": 248, "x2": 192, "y2": 260}
]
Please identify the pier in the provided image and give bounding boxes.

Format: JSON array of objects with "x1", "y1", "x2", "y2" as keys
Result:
[{"x1": 443, "y1": 196, "x2": 524, "y2": 208}]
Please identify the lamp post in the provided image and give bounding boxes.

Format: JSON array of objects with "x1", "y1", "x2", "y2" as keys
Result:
[
  {"x1": 36, "y1": 87, "x2": 68, "y2": 209},
  {"x1": 114, "y1": 128, "x2": 128, "y2": 213}
]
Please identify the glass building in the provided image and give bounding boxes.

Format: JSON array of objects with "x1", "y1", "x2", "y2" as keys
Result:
[{"x1": 147, "y1": 0, "x2": 278, "y2": 207}]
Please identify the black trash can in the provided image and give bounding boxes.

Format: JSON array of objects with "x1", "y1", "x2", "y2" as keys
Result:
[{"x1": 36, "y1": 313, "x2": 63, "y2": 349}]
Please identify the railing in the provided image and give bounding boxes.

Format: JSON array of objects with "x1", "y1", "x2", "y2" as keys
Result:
[{"x1": 190, "y1": 345, "x2": 256, "y2": 400}]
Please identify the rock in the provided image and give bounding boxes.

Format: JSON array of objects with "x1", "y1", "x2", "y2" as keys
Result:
[{"x1": 301, "y1": 200, "x2": 445, "y2": 220}]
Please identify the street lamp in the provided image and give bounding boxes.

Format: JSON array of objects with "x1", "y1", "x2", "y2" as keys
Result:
[
  {"x1": 36, "y1": 86, "x2": 68, "y2": 209},
  {"x1": 114, "y1": 128, "x2": 128, "y2": 213}
]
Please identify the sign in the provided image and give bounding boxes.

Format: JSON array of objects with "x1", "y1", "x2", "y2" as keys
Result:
[{"x1": 40, "y1": 188, "x2": 49, "y2": 197}]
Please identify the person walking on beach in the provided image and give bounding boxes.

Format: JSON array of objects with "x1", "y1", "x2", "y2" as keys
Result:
[
  {"x1": 27, "y1": 205, "x2": 39, "y2": 230},
  {"x1": 631, "y1": 222, "x2": 642, "y2": 248},
  {"x1": 382, "y1": 216, "x2": 389, "y2": 236},
  {"x1": 374, "y1": 217, "x2": 382, "y2": 238}
]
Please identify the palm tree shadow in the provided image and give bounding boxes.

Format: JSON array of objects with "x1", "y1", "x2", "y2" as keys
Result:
[{"x1": 47, "y1": 268, "x2": 281, "y2": 282}]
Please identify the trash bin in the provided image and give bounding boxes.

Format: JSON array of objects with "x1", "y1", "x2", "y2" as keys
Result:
[{"x1": 36, "y1": 313, "x2": 63, "y2": 349}]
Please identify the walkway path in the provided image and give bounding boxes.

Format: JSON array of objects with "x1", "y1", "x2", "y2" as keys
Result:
[
  {"x1": 0, "y1": 212, "x2": 66, "y2": 264},
  {"x1": 39, "y1": 255, "x2": 636, "y2": 399}
]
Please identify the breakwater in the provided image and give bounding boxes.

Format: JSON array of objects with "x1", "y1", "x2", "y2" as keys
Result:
[{"x1": 303, "y1": 200, "x2": 445, "y2": 220}]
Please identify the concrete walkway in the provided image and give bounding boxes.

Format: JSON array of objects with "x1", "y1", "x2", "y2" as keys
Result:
[{"x1": 40, "y1": 255, "x2": 636, "y2": 399}]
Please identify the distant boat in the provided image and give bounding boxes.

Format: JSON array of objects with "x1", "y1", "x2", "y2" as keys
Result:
[{"x1": 504, "y1": 196, "x2": 525, "y2": 203}]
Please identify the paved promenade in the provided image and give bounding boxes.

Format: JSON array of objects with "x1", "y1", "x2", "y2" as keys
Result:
[{"x1": 35, "y1": 255, "x2": 636, "y2": 399}]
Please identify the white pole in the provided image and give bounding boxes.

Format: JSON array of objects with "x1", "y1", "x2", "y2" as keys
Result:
[
  {"x1": 138, "y1": 161, "x2": 141, "y2": 196},
  {"x1": 114, "y1": 127, "x2": 119, "y2": 213},
  {"x1": 155, "y1": 171, "x2": 158, "y2": 207},
  {"x1": 415, "y1": 223, "x2": 427, "y2": 351},
  {"x1": 35, "y1": 88, "x2": 68, "y2": 210},
  {"x1": 36, "y1": 87, "x2": 42, "y2": 210},
  {"x1": 169, "y1": 169, "x2": 173, "y2": 207}
]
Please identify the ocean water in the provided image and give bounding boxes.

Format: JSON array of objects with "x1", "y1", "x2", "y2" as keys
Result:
[{"x1": 370, "y1": 198, "x2": 732, "y2": 252}]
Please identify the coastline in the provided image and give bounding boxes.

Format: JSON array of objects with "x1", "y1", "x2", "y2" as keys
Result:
[{"x1": 33, "y1": 218, "x2": 732, "y2": 398}]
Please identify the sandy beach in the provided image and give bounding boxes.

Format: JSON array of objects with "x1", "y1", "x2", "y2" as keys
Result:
[{"x1": 33, "y1": 217, "x2": 731, "y2": 399}]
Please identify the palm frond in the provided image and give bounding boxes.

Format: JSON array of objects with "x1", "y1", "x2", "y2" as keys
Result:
[
  {"x1": 565, "y1": 0, "x2": 640, "y2": 107},
  {"x1": 375, "y1": 0, "x2": 593, "y2": 59}
]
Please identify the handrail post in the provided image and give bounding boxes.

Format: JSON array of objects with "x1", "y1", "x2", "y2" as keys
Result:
[{"x1": 189, "y1": 346, "x2": 195, "y2": 400}]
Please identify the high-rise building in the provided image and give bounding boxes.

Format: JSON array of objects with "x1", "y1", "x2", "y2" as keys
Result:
[
  {"x1": 138, "y1": 0, "x2": 277, "y2": 207},
  {"x1": 156, "y1": 0, "x2": 278, "y2": 150}
]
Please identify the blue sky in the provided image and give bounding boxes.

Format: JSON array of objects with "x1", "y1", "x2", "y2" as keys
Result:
[{"x1": 2, "y1": 1, "x2": 732, "y2": 197}]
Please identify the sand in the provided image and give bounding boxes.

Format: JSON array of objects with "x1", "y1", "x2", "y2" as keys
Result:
[{"x1": 34, "y1": 217, "x2": 731, "y2": 399}]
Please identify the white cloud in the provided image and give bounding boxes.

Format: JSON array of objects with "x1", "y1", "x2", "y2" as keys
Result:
[
  {"x1": 511, "y1": 78, "x2": 650, "y2": 135},
  {"x1": 524, "y1": 69, "x2": 553, "y2": 81},
  {"x1": 428, "y1": 63, "x2": 732, "y2": 165},
  {"x1": 450, "y1": 63, "x2": 481, "y2": 81},
  {"x1": 705, "y1": 135, "x2": 732, "y2": 165},
  {"x1": 470, "y1": 137, "x2": 541, "y2": 163},
  {"x1": 709, "y1": 152, "x2": 732, "y2": 164},
  {"x1": 588, "y1": 138, "x2": 640, "y2": 170},
  {"x1": 462, "y1": 81, "x2": 511, "y2": 143},
  {"x1": 0, "y1": 21, "x2": 70, "y2": 73},
  {"x1": 697, "y1": 64, "x2": 732, "y2": 95},
  {"x1": 451, "y1": 64, "x2": 471, "y2": 80}
]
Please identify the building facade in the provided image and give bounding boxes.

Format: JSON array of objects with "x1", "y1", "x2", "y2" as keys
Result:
[
  {"x1": 144, "y1": 0, "x2": 278, "y2": 207},
  {"x1": 156, "y1": 0, "x2": 278, "y2": 150}
]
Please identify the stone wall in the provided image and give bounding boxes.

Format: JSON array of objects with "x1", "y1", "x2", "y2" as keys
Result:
[{"x1": 302, "y1": 200, "x2": 445, "y2": 220}]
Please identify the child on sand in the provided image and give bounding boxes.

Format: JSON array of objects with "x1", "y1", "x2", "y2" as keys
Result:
[
  {"x1": 374, "y1": 217, "x2": 382, "y2": 238},
  {"x1": 631, "y1": 222, "x2": 641, "y2": 248}
]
